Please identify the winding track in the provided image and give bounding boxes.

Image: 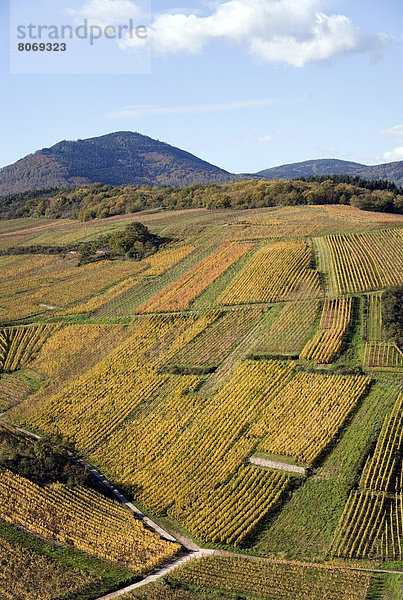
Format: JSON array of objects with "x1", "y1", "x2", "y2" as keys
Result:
[{"x1": 1, "y1": 417, "x2": 402, "y2": 600}]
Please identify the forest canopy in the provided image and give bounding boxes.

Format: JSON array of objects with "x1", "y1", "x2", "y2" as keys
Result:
[{"x1": 0, "y1": 176, "x2": 402, "y2": 221}]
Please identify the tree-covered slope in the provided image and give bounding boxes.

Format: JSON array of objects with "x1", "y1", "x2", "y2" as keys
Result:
[
  {"x1": 0, "y1": 132, "x2": 234, "y2": 195},
  {"x1": 256, "y1": 159, "x2": 403, "y2": 187},
  {"x1": 1, "y1": 177, "x2": 401, "y2": 221}
]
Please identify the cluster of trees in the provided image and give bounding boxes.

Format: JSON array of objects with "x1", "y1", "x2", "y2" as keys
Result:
[
  {"x1": 0, "y1": 222, "x2": 164, "y2": 266},
  {"x1": 77, "y1": 222, "x2": 163, "y2": 264},
  {"x1": 300, "y1": 174, "x2": 400, "y2": 192},
  {"x1": 1, "y1": 177, "x2": 402, "y2": 222},
  {"x1": 383, "y1": 287, "x2": 403, "y2": 349},
  {"x1": 0, "y1": 425, "x2": 89, "y2": 487}
]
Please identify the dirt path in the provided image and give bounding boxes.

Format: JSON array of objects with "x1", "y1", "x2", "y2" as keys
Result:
[
  {"x1": 249, "y1": 456, "x2": 306, "y2": 475},
  {"x1": 212, "y1": 550, "x2": 403, "y2": 576},
  {"x1": 95, "y1": 551, "x2": 212, "y2": 600},
  {"x1": 96, "y1": 548, "x2": 403, "y2": 599},
  {"x1": 3, "y1": 417, "x2": 403, "y2": 600},
  {"x1": 0, "y1": 417, "x2": 196, "y2": 550}
]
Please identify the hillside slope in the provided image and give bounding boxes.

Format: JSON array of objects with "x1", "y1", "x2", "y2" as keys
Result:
[
  {"x1": 1, "y1": 134, "x2": 402, "y2": 196},
  {"x1": 256, "y1": 158, "x2": 403, "y2": 187},
  {"x1": 0, "y1": 132, "x2": 234, "y2": 195}
]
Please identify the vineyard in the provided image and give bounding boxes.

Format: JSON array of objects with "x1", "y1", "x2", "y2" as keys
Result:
[
  {"x1": 256, "y1": 370, "x2": 370, "y2": 465},
  {"x1": 27, "y1": 348, "x2": 370, "y2": 539},
  {"x1": 323, "y1": 228, "x2": 403, "y2": 295},
  {"x1": 1, "y1": 206, "x2": 402, "y2": 596},
  {"x1": 0, "y1": 468, "x2": 179, "y2": 571},
  {"x1": 361, "y1": 293, "x2": 403, "y2": 371},
  {"x1": 29, "y1": 358, "x2": 295, "y2": 522},
  {"x1": 0, "y1": 537, "x2": 100, "y2": 600},
  {"x1": 125, "y1": 584, "x2": 200, "y2": 599},
  {"x1": 166, "y1": 307, "x2": 263, "y2": 370},
  {"x1": 363, "y1": 342, "x2": 403, "y2": 370},
  {"x1": 0, "y1": 253, "x2": 150, "y2": 322},
  {"x1": 28, "y1": 316, "x2": 204, "y2": 453},
  {"x1": 0, "y1": 374, "x2": 31, "y2": 412},
  {"x1": 331, "y1": 392, "x2": 403, "y2": 559},
  {"x1": 0, "y1": 324, "x2": 57, "y2": 372},
  {"x1": 28, "y1": 323, "x2": 131, "y2": 381},
  {"x1": 165, "y1": 556, "x2": 370, "y2": 600},
  {"x1": 253, "y1": 300, "x2": 320, "y2": 356},
  {"x1": 364, "y1": 293, "x2": 385, "y2": 342},
  {"x1": 300, "y1": 297, "x2": 352, "y2": 363},
  {"x1": 136, "y1": 242, "x2": 253, "y2": 313},
  {"x1": 219, "y1": 240, "x2": 322, "y2": 305},
  {"x1": 225, "y1": 204, "x2": 393, "y2": 241},
  {"x1": 184, "y1": 465, "x2": 290, "y2": 545},
  {"x1": 64, "y1": 244, "x2": 195, "y2": 315}
]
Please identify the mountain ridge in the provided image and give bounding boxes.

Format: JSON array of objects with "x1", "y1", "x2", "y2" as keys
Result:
[
  {"x1": 0, "y1": 132, "x2": 402, "y2": 195},
  {"x1": 256, "y1": 158, "x2": 403, "y2": 186},
  {"x1": 0, "y1": 131, "x2": 234, "y2": 196}
]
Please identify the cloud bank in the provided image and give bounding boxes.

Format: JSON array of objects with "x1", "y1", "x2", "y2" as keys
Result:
[{"x1": 115, "y1": 0, "x2": 387, "y2": 67}]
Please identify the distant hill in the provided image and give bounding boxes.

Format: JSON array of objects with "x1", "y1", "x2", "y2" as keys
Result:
[
  {"x1": 0, "y1": 132, "x2": 234, "y2": 195},
  {"x1": 256, "y1": 159, "x2": 403, "y2": 187},
  {"x1": 1, "y1": 134, "x2": 402, "y2": 196}
]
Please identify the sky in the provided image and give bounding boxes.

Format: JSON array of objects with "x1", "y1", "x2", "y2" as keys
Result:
[{"x1": 0, "y1": 0, "x2": 402, "y2": 173}]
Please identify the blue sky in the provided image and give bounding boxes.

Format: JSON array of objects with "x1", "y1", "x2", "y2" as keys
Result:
[{"x1": 0, "y1": 0, "x2": 402, "y2": 173}]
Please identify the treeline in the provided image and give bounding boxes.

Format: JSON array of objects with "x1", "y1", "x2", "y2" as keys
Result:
[
  {"x1": 1, "y1": 177, "x2": 402, "y2": 221},
  {"x1": 0, "y1": 424, "x2": 89, "y2": 487},
  {"x1": 0, "y1": 222, "x2": 165, "y2": 265},
  {"x1": 299, "y1": 174, "x2": 400, "y2": 192},
  {"x1": 383, "y1": 287, "x2": 403, "y2": 349}
]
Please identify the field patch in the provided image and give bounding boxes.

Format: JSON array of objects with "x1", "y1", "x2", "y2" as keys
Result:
[
  {"x1": 300, "y1": 297, "x2": 352, "y2": 363},
  {"x1": 164, "y1": 556, "x2": 370, "y2": 600},
  {"x1": 331, "y1": 392, "x2": 402, "y2": 560},
  {"x1": 184, "y1": 465, "x2": 290, "y2": 545},
  {"x1": 136, "y1": 242, "x2": 253, "y2": 313},
  {"x1": 256, "y1": 370, "x2": 370, "y2": 465},
  {"x1": 362, "y1": 293, "x2": 403, "y2": 371},
  {"x1": 0, "y1": 374, "x2": 32, "y2": 413},
  {"x1": 0, "y1": 468, "x2": 179, "y2": 572},
  {"x1": 0, "y1": 536, "x2": 100, "y2": 600},
  {"x1": 0, "y1": 324, "x2": 58, "y2": 373},
  {"x1": 253, "y1": 300, "x2": 320, "y2": 356},
  {"x1": 323, "y1": 229, "x2": 403, "y2": 295},
  {"x1": 219, "y1": 240, "x2": 322, "y2": 305},
  {"x1": 165, "y1": 307, "x2": 263, "y2": 371},
  {"x1": 0, "y1": 253, "x2": 149, "y2": 322}
]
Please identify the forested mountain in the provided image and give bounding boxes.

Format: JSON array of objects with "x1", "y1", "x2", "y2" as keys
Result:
[
  {"x1": 1, "y1": 132, "x2": 402, "y2": 196},
  {"x1": 256, "y1": 159, "x2": 403, "y2": 187},
  {"x1": 0, "y1": 132, "x2": 234, "y2": 195}
]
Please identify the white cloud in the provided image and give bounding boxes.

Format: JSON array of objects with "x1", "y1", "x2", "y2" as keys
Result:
[
  {"x1": 381, "y1": 124, "x2": 403, "y2": 142},
  {"x1": 106, "y1": 98, "x2": 286, "y2": 119},
  {"x1": 383, "y1": 147, "x2": 403, "y2": 162},
  {"x1": 117, "y1": 0, "x2": 387, "y2": 67},
  {"x1": 68, "y1": 0, "x2": 143, "y2": 26},
  {"x1": 380, "y1": 124, "x2": 403, "y2": 162}
]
